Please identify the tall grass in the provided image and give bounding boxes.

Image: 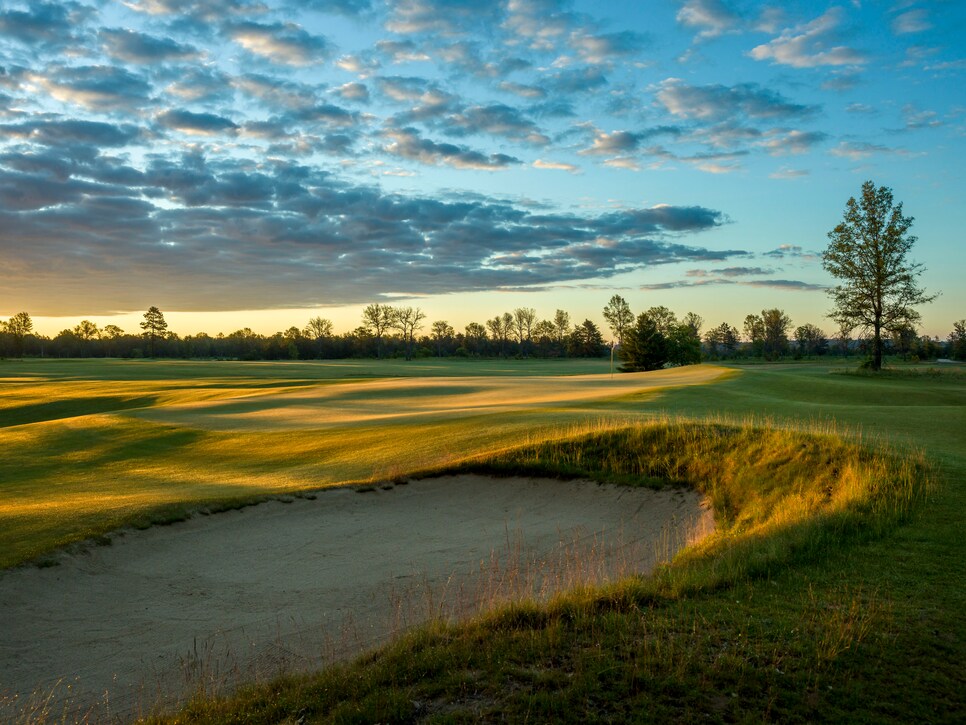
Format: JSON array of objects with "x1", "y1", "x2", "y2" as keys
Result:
[{"x1": 448, "y1": 417, "x2": 930, "y2": 596}]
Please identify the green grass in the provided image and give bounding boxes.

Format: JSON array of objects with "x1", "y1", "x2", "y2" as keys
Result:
[{"x1": 2, "y1": 358, "x2": 964, "y2": 722}]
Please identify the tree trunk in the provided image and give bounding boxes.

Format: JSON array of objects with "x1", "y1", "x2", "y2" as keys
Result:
[{"x1": 872, "y1": 323, "x2": 883, "y2": 371}]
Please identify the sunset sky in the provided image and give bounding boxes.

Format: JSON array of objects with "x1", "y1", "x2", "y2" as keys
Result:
[{"x1": 1, "y1": 0, "x2": 963, "y2": 339}]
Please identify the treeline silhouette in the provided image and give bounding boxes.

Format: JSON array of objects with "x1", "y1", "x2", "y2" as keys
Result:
[{"x1": 2, "y1": 301, "x2": 963, "y2": 363}]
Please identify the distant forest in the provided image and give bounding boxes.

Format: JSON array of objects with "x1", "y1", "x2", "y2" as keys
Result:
[{"x1": 2, "y1": 299, "x2": 964, "y2": 364}]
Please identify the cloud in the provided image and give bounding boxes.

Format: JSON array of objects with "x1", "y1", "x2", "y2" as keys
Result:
[
  {"x1": 499, "y1": 81, "x2": 547, "y2": 99},
  {"x1": 156, "y1": 109, "x2": 239, "y2": 136},
  {"x1": 100, "y1": 28, "x2": 200, "y2": 63},
  {"x1": 749, "y1": 8, "x2": 866, "y2": 68},
  {"x1": 829, "y1": 141, "x2": 906, "y2": 160},
  {"x1": 375, "y1": 39, "x2": 431, "y2": 64},
  {"x1": 769, "y1": 167, "x2": 809, "y2": 180},
  {"x1": 758, "y1": 129, "x2": 828, "y2": 156},
  {"x1": 0, "y1": 154, "x2": 743, "y2": 313},
  {"x1": 165, "y1": 67, "x2": 233, "y2": 104},
  {"x1": 295, "y1": 0, "x2": 373, "y2": 16},
  {"x1": 227, "y1": 21, "x2": 331, "y2": 65},
  {"x1": 892, "y1": 9, "x2": 931, "y2": 35},
  {"x1": 383, "y1": 127, "x2": 521, "y2": 169},
  {"x1": 579, "y1": 125, "x2": 681, "y2": 157},
  {"x1": 763, "y1": 244, "x2": 819, "y2": 261},
  {"x1": 676, "y1": 0, "x2": 741, "y2": 41},
  {"x1": 533, "y1": 159, "x2": 579, "y2": 172},
  {"x1": 657, "y1": 79, "x2": 817, "y2": 121},
  {"x1": 640, "y1": 277, "x2": 824, "y2": 291},
  {"x1": 32, "y1": 65, "x2": 153, "y2": 110},
  {"x1": 333, "y1": 82, "x2": 370, "y2": 102},
  {"x1": 901, "y1": 104, "x2": 942, "y2": 130},
  {"x1": 386, "y1": 0, "x2": 501, "y2": 37},
  {"x1": 0, "y1": 2, "x2": 91, "y2": 48},
  {"x1": 233, "y1": 73, "x2": 319, "y2": 109},
  {"x1": 443, "y1": 104, "x2": 548, "y2": 144},
  {"x1": 570, "y1": 30, "x2": 647, "y2": 63},
  {"x1": 0, "y1": 119, "x2": 141, "y2": 147}
]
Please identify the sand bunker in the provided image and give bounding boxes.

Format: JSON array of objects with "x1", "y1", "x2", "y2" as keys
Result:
[{"x1": 0, "y1": 475, "x2": 712, "y2": 722}]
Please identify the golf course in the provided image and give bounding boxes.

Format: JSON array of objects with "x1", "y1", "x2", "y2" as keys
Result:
[{"x1": 1, "y1": 358, "x2": 963, "y2": 722}]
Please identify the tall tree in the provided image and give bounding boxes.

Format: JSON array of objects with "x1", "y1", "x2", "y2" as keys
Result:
[
  {"x1": 140, "y1": 306, "x2": 167, "y2": 357},
  {"x1": 486, "y1": 312, "x2": 514, "y2": 357},
  {"x1": 74, "y1": 320, "x2": 100, "y2": 341},
  {"x1": 602, "y1": 294, "x2": 633, "y2": 345},
  {"x1": 552, "y1": 309, "x2": 570, "y2": 342},
  {"x1": 5, "y1": 312, "x2": 33, "y2": 358},
  {"x1": 743, "y1": 313, "x2": 765, "y2": 358},
  {"x1": 304, "y1": 316, "x2": 333, "y2": 359},
  {"x1": 512, "y1": 307, "x2": 537, "y2": 356},
  {"x1": 644, "y1": 306, "x2": 677, "y2": 334},
  {"x1": 619, "y1": 312, "x2": 668, "y2": 372},
  {"x1": 464, "y1": 322, "x2": 487, "y2": 355},
  {"x1": 431, "y1": 320, "x2": 454, "y2": 357},
  {"x1": 823, "y1": 181, "x2": 936, "y2": 371},
  {"x1": 761, "y1": 308, "x2": 792, "y2": 360},
  {"x1": 568, "y1": 319, "x2": 606, "y2": 357},
  {"x1": 392, "y1": 306, "x2": 426, "y2": 360},
  {"x1": 362, "y1": 304, "x2": 395, "y2": 359}
]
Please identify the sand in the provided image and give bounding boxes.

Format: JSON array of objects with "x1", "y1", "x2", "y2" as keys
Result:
[{"x1": 0, "y1": 475, "x2": 712, "y2": 722}]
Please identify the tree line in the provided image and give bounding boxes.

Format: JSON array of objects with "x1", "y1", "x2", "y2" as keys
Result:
[{"x1": 3, "y1": 303, "x2": 964, "y2": 364}]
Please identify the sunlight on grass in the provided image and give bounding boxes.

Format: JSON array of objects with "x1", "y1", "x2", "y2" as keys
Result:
[{"x1": 0, "y1": 361, "x2": 729, "y2": 568}]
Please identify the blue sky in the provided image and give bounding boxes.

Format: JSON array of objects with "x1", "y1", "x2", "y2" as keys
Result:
[{"x1": 1, "y1": 0, "x2": 963, "y2": 339}]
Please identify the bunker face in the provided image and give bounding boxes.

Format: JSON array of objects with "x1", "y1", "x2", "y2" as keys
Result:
[{"x1": 0, "y1": 476, "x2": 711, "y2": 721}]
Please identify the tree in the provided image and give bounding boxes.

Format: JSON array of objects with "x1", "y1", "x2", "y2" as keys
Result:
[
  {"x1": 644, "y1": 306, "x2": 677, "y2": 334},
  {"x1": 823, "y1": 180, "x2": 936, "y2": 371},
  {"x1": 602, "y1": 295, "x2": 633, "y2": 345},
  {"x1": 568, "y1": 319, "x2": 606, "y2": 357},
  {"x1": 486, "y1": 312, "x2": 514, "y2": 356},
  {"x1": 464, "y1": 322, "x2": 487, "y2": 355},
  {"x1": 362, "y1": 303, "x2": 395, "y2": 358},
  {"x1": 140, "y1": 306, "x2": 167, "y2": 357},
  {"x1": 304, "y1": 316, "x2": 333, "y2": 359},
  {"x1": 5, "y1": 312, "x2": 33, "y2": 358},
  {"x1": 667, "y1": 322, "x2": 702, "y2": 365},
  {"x1": 704, "y1": 322, "x2": 739, "y2": 360},
  {"x1": 665, "y1": 312, "x2": 702, "y2": 366},
  {"x1": 512, "y1": 307, "x2": 537, "y2": 356},
  {"x1": 552, "y1": 309, "x2": 571, "y2": 343},
  {"x1": 619, "y1": 312, "x2": 668, "y2": 372},
  {"x1": 761, "y1": 308, "x2": 791, "y2": 360},
  {"x1": 795, "y1": 323, "x2": 827, "y2": 358},
  {"x1": 743, "y1": 313, "x2": 765, "y2": 358},
  {"x1": 74, "y1": 320, "x2": 100, "y2": 341},
  {"x1": 949, "y1": 320, "x2": 966, "y2": 361},
  {"x1": 391, "y1": 307, "x2": 426, "y2": 361},
  {"x1": 431, "y1": 320, "x2": 454, "y2": 357}
]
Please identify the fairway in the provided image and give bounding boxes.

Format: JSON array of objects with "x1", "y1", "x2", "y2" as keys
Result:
[{"x1": 0, "y1": 359, "x2": 728, "y2": 569}]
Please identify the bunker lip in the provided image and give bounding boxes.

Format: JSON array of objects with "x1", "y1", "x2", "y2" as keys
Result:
[{"x1": 0, "y1": 475, "x2": 713, "y2": 722}]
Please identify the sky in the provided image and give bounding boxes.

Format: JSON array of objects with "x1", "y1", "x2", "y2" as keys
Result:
[{"x1": 1, "y1": 0, "x2": 963, "y2": 340}]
